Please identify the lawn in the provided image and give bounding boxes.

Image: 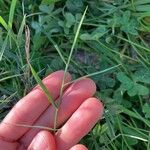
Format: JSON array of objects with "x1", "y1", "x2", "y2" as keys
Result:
[{"x1": 0, "y1": 0, "x2": 150, "y2": 149}]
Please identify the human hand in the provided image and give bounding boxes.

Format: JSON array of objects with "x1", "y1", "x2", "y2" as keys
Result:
[{"x1": 0, "y1": 71, "x2": 103, "y2": 150}]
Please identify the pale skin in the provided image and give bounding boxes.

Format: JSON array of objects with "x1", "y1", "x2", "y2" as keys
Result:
[{"x1": 0, "y1": 70, "x2": 103, "y2": 150}]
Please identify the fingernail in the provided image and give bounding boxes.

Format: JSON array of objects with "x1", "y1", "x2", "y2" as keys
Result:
[{"x1": 31, "y1": 133, "x2": 48, "y2": 150}]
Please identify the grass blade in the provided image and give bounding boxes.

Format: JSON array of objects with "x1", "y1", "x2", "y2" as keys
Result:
[
  {"x1": 122, "y1": 134, "x2": 148, "y2": 142},
  {"x1": 0, "y1": 34, "x2": 9, "y2": 61},
  {"x1": 80, "y1": 64, "x2": 121, "y2": 79},
  {"x1": 0, "y1": 74, "x2": 22, "y2": 82},
  {"x1": 0, "y1": 16, "x2": 8, "y2": 30},
  {"x1": 17, "y1": 15, "x2": 26, "y2": 41},
  {"x1": 8, "y1": 0, "x2": 17, "y2": 29},
  {"x1": 117, "y1": 36, "x2": 150, "y2": 53},
  {"x1": 46, "y1": 36, "x2": 67, "y2": 65},
  {"x1": 29, "y1": 64, "x2": 57, "y2": 108},
  {"x1": 53, "y1": 6, "x2": 88, "y2": 132},
  {"x1": 2, "y1": 122, "x2": 57, "y2": 131},
  {"x1": 120, "y1": 106, "x2": 150, "y2": 128},
  {"x1": 25, "y1": 25, "x2": 57, "y2": 109},
  {"x1": 65, "y1": 64, "x2": 121, "y2": 85},
  {"x1": 60, "y1": 6, "x2": 88, "y2": 102},
  {"x1": 0, "y1": 0, "x2": 18, "y2": 59}
]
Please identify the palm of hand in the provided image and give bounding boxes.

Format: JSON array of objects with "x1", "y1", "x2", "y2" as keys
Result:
[{"x1": 0, "y1": 71, "x2": 103, "y2": 150}]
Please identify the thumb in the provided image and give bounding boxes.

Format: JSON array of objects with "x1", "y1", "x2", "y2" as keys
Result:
[
  {"x1": 69, "y1": 144, "x2": 88, "y2": 150},
  {"x1": 28, "y1": 130, "x2": 56, "y2": 150}
]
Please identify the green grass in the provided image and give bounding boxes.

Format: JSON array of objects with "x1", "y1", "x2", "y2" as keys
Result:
[{"x1": 0, "y1": 0, "x2": 150, "y2": 149}]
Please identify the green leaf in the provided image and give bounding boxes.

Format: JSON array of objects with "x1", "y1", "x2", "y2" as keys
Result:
[
  {"x1": 31, "y1": 21, "x2": 42, "y2": 33},
  {"x1": 107, "y1": 13, "x2": 121, "y2": 28},
  {"x1": 136, "y1": 83, "x2": 149, "y2": 95},
  {"x1": 66, "y1": 0, "x2": 83, "y2": 13},
  {"x1": 64, "y1": 27, "x2": 69, "y2": 34},
  {"x1": 120, "y1": 83, "x2": 133, "y2": 91},
  {"x1": 39, "y1": 4, "x2": 54, "y2": 14},
  {"x1": 113, "y1": 89, "x2": 123, "y2": 102},
  {"x1": 80, "y1": 33, "x2": 92, "y2": 41},
  {"x1": 126, "y1": 19, "x2": 138, "y2": 35},
  {"x1": 143, "y1": 103, "x2": 150, "y2": 119},
  {"x1": 64, "y1": 13, "x2": 75, "y2": 28},
  {"x1": 127, "y1": 85, "x2": 138, "y2": 96},
  {"x1": 122, "y1": 11, "x2": 131, "y2": 23},
  {"x1": 91, "y1": 25, "x2": 107, "y2": 40},
  {"x1": 117, "y1": 72, "x2": 133, "y2": 90},
  {"x1": 80, "y1": 25, "x2": 107, "y2": 41},
  {"x1": 58, "y1": 20, "x2": 65, "y2": 27},
  {"x1": 51, "y1": 57, "x2": 64, "y2": 70},
  {"x1": 106, "y1": 77, "x2": 116, "y2": 88},
  {"x1": 121, "y1": 16, "x2": 138, "y2": 35},
  {"x1": 32, "y1": 33, "x2": 46, "y2": 50},
  {"x1": 127, "y1": 83, "x2": 149, "y2": 96},
  {"x1": 133, "y1": 69, "x2": 150, "y2": 84},
  {"x1": 117, "y1": 72, "x2": 132, "y2": 84}
]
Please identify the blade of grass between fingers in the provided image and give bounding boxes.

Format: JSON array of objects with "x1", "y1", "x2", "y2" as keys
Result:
[
  {"x1": 25, "y1": 25, "x2": 57, "y2": 109},
  {"x1": 65, "y1": 64, "x2": 121, "y2": 86},
  {"x1": 59, "y1": 6, "x2": 88, "y2": 104},
  {"x1": 53, "y1": 6, "x2": 88, "y2": 132},
  {"x1": 2, "y1": 122, "x2": 57, "y2": 131},
  {"x1": 29, "y1": 64, "x2": 58, "y2": 109}
]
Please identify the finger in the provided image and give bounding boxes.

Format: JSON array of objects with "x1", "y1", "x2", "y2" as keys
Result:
[
  {"x1": 0, "y1": 70, "x2": 71, "y2": 141},
  {"x1": 0, "y1": 139, "x2": 19, "y2": 150},
  {"x1": 70, "y1": 144, "x2": 88, "y2": 150},
  {"x1": 20, "y1": 78, "x2": 96, "y2": 147},
  {"x1": 27, "y1": 130, "x2": 56, "y2": 150},
  {"x1": 55, "y1": 97, "x2": 103, "y2": 150}
]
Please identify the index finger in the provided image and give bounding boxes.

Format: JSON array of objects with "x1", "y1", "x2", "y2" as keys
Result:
[{"x1": 0, "y1": 70, "x2": 71, "y2": 141}]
